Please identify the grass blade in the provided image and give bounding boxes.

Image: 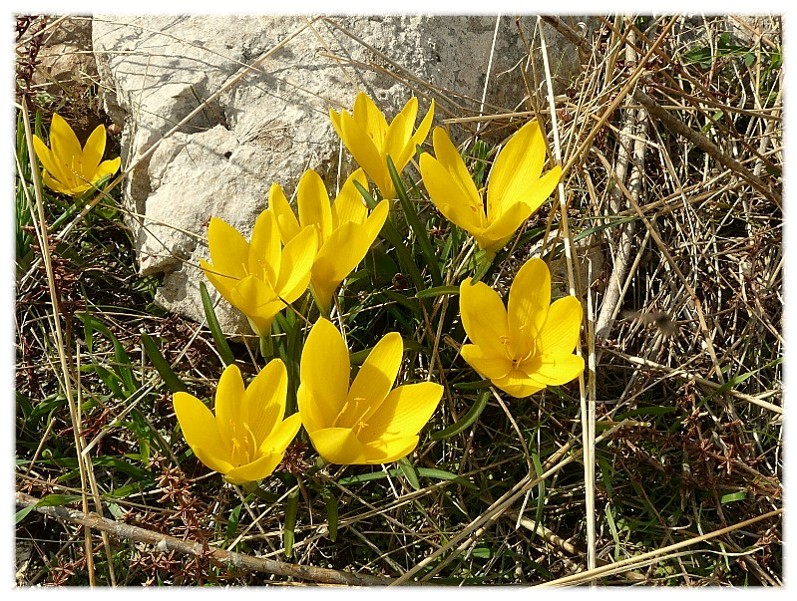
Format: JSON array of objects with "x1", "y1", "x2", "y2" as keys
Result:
[
  {"x1": 386, "y1": 155, "x2": 443, "y2": 286},
  {"x1": 140, "y1": 332, "x2": 188, "y2": 393},
  {"x1": 199, "y1": 281, "x2": 235, "y2": 366},
  {"x1": 431, "y1": 388, "x2": 490, "y2": 440}
]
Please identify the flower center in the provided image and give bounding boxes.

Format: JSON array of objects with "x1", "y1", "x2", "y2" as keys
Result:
[{"x1": 228, "y1": 420, "x2": 259, "y2": 466}]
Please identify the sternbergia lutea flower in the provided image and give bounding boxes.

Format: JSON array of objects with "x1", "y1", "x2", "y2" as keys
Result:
[
  {"x1": 329, "y1": 91, "x2": 434, "y2": 199},
  {"x1": 32, "y1": 113, "x2": 121, "y2": 197},
  {"x1": 459, "y1": 257, "x2": 584, "y2": 398},
  {"x1": 200, "y1": 210, "x2": 317, "y2": 338},
  {"x1": 173, "y1": 361, "x2": 301, "y2": 485},
  {"x1": 297, "y1": 318, "x2": 442, "y2": 465},
  {"x1": 268, "y1": 169, "x2": 389, "y2": 314},
  {"x1": 420, "y1": 121, "x2": 561, "y2": 256}
]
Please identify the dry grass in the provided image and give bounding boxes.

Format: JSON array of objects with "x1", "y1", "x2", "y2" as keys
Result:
[{"x1": 15, "y1": 14, "x2": 781, "y2": 586}]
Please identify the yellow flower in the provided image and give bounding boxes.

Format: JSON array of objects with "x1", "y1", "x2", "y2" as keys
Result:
[
  {"x1": 459, "y1": 257, "x2": 584, "y2": 398},
  {"x1": 297, "y1": 318, "x2": 442, "y2": 465},
  {"x1": 173, "y1": 360, "x2": 302, "y2": 485},
  {"x1": 420, "y1": 121, "x2": 561, "y2": 256},
  {"x1": 200, "y1": 210, "x2": 317, "y2": 338},
  {"x1": 32, "y1": 113, "x2": 121, "y2": 197},
  {"x1": 329, "y1": 91, "x2": 435, "y2": 199},
  {"x1": 268, "y1": 168, "x2": 389, "y2": 314}
]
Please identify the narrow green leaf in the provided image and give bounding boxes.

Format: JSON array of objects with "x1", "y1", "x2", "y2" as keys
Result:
[
  {"x1": 226, "y1": 501, "x2": 245, "y2": 540},
  {"x1": 720, "y1": 491, "x2": 748, "y2": 505},
  {"x1": 15, "y1": 505, "x2": 37, "y2": 525},
  {"x1": 283, "y1": 488, "x2": 300, "y2": 558},
  {"x1": 199, "y1": 281, "x2": 235, "y2": 366},
  {"x1": 415, "y1": 285, "x2": 459, "y2": 299},
  {"x1": 140, "y1": 332, "x2": 187, "y2": 393},
  {"x1": 397, "y1": 456, "x2": 420, "y2": 491},
  {"x1": 353, "y1": 180, "x2": 425, "y2": 294},
  {"x1": 386, "y1": 155, "x2": 443, "y2": 286},
  {"x1": 322, "y1": 487, "x2": 339, "y2": 542},
  {"x1": 431, "y1": 389, "x2": 490, "y2": 440}
]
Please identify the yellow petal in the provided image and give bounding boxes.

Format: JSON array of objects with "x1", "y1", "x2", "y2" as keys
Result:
[
  {"x1": 362, "y1": 436, "x2": 419, "y2": 464},
  {"x1": 213, "y1": 364, "x2": 246, "y2": 443},
  {"x1": 297, "y1": 318, "x2": 350, "y2": 433},
  {"x1": 410, "y1": 98, "x2": 435, "y2": 154},
  {"x1": 362, "y1": 198, "x2": 389, "y2": 241},
  {"x1": 460, "y1": 344, "x2": 513, "y2": 380},
  {"x1": 510, "y1": 166, "x2": 561, "y2": 221},
  {"x1": 332, "y1": 169, "x2": 369, "y2": 227},
  {"x1": 276, "y1": 225, "x2": 317, "y2": 303},
  {"x1": 42, "y1": 170, "x2": 78, "y2": 196},
  {"x1": 486, "y1": 120, "x2": 545, "y2": 219},
  {"x1": 173, "y1": 391, "x2": 232, "y2": 472},
  {"x1": 243, "y1": 358, "x2": 287, "y2": 443},
  {"x1": 360, "y1": 382, "x2": 441, "y2": 442},
  {"x1": 268, "y1": 182, "x2": 301, "y2": 243},
  {"x1": 230, "y1": 274, "x2": 282, "y2": 320},
  {"x1": 224, "y1": 452, "x2": 282, "y2": 484},
  {"x1": 192, "y1": 445, "x2": 235, "y2": 477},
  {"x1": 309, "y1": 223, "x2": 366, "y2": 313},
  {"x1": 354, "y1": 91, "x2": 388, "y2": 150},
  {"x1": 341, "y1": 332, "x2": 403, "y2": 426},
  {"x1": 297, "y1": 170, "x2": 333, "y2": 243},
  {"x1": 383, "y1": 97, "x2": 416, "y2": 171},
  {"x1": 248, "y1": 210, "x2": 281, "y2": 284},
  {"x1": 432, "y1": 127, "x2": 484, "y2": 219},
  {"x1": 529, "y1": 354, "x2": 584, "y2": 386},
  {"x1": 459, "y1": 278, "x2": 508, "y2": 357},
  {"x1": 339, "y1": 110, "x2": 390, "y2": 197},
  {"x1": 311, "y1": 216, "x2": 381, "y2": 313},
  {"x1": 82, "y1": 124, "x2": 107, "y2": 176},
  {"x1": 507, "y1": 258, "x2": 551, "y2": 357},
  {"x1": 259, "y1": 413, "x2": 302, "y2": 456},
  {"x1": 492, "y1": 369, "x2": 547, "y2": 399},
  {"x1": 207, "y1": 217, "x2": 249, "y2": 281},
  {"x1": 480, "y1": 200, "x2": 534, "y2": 252},
  {"x1": 49, "y1": 114, "x2": 83, "y2": 180},
  {"x1": 200, "y1": 258, "x2": 236, "y2": 304},
  {"x1": 32, "y1": 134, "x2": 69, "y2": 187},
  {"x1": 420, "y1": 152, "x2": 484, "y2": 236},
  {"x1": 537, "y1": 296, "x2": 583, "y2": 356},
  {"x1": 93, "y1": 157, "x2": 121, "y2": 182},
  {"x1": 309, "y1": 427, "x2": 367, "y2": 465}
]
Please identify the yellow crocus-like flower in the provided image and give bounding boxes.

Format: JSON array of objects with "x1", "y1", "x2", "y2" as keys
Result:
[
  {"x1": 298, "y1": 318, "x2": 442, "y2": 465},
  {"x1": 459, "y1": 257, "x2": 584, "y2": 398},
  {"x1": 420, "y1": 121, "x2": 561, "y2": 256},
  {"x1": 32, "y1": 113, "x2": 121, "y2": 197},
  {"x1": 268, "y1": 168, "x2": 389, "y2": 314},
  {"x1": 329, "y1": 91, "x2": 435, "y2": 199},
  {"x1": 173, "y1": 360, "x2": 302, "y2": 485},
  {"x1": 200, "y1": 210, "x2": 317, "y2": 338}
]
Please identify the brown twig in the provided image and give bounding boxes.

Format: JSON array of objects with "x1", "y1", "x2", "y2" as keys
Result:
[{"x1": 16, "y1": 492, "x2": 392, "y2": 586}]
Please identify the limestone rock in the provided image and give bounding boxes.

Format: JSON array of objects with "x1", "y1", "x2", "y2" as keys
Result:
[{"x1": 92, "y1": 15, "x2": 594, "y2": 333}]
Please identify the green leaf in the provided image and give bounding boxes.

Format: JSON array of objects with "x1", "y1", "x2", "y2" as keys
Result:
[
  {"x1": 720, "y1": 491, "x2": 748, "y2": 505},
  {"x1": 283, "y1": 488, "x2": 300, "y2": 558},
  {"x1": 353, "y1": 180, "x2": 425, "y2": 294},
  {"x1": 140, "y1": 332, "x2": 188, "y2": 393},
  {"x1": 226, "y1": 501, "x2": 245, "y2": 540},
  {"x1": 322, "y1": 487, "x2": 339, "y2": 542},
  {"x1": 386, "y1": 155, "x2": 443, "y2": 287},
  {"x1": 431, "y1": 389, "x2": 490, "y2": 440},
  {"x1": 415, "y1": 285, "x2": 459, "y2": 300},
  {"x1": 15, "y1": 505, "x2": 37, "y2": 525},
  {"x1": 199, "y1": 281, "x2": 235, "y2": 366},
  {"x1": 397, "y1": 456, "x2": 420, "y2": 490}
]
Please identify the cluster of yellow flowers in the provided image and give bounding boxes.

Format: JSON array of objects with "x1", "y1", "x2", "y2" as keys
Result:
[{"x1": 32, "y1": 93, "x2": 584, "y2": 487}]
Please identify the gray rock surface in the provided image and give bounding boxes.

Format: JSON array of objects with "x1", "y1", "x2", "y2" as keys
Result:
[{"x1": 92, "y1": 15, "x2": 592, "y2": 333}]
